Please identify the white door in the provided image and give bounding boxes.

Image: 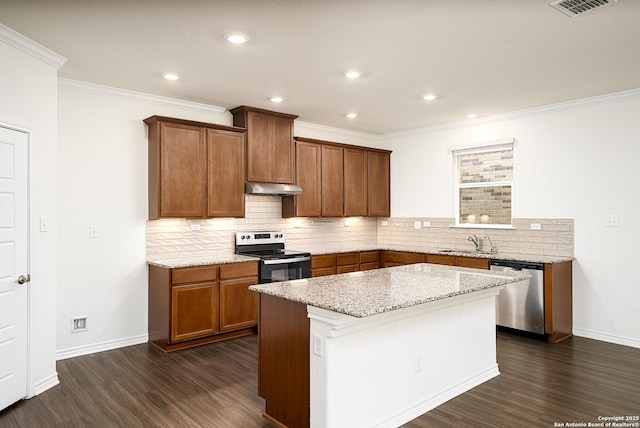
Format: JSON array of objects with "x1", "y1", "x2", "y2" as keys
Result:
[{"x1": 0, "y1": 126, "x2": 29, "y2": 411}]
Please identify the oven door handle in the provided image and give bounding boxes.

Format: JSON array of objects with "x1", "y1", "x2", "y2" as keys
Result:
[{"x1": 262, "y1": 256, "x2": 311, "y2": 265}]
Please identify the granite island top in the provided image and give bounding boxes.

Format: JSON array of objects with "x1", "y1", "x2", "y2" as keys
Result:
[{"x1": 249, "y1": 263, "x2": 531, "y2": 318}]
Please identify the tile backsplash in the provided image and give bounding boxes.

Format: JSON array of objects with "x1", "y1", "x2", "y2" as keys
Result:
[{"x1": 146, "y1": 195, "x2": 573, "y2": 260}]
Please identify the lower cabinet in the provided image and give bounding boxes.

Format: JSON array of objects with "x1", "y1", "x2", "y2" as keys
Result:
[
  {"x1": 149, "y1": 261, "x2": 258, "y2": 352},
  {"x1": 359, "y1": 251, "x2": 380, "y2": 271},
  {"x1": 381, "y1": 250, "x2": 425, "y2": 268},
  {"x1": 337, "y1": 252, "x2": 359, "y2": 273},
  {"x1": 311, "y1": 254, "x2": 337, "y2": 277},
  {"x1": 220, "y1": 262, "x2": 259, "y2": 331},
  {"x1": 171, "y1": 281, "x2": 219, "y2": 343}
]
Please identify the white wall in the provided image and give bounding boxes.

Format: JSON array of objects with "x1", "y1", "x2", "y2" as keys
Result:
[
  {"x1": 56, "y1": 82, "x2": 234, "y2": 357},
  {"x1": 56, "y1": 82, "x2": 376, "y2": 357},
  {"x1": 0, "y1": 31, "x2": 62, "y2": 394},
  {"x1": 384, "y1": 92, "x2": 640, "y2": 347}
]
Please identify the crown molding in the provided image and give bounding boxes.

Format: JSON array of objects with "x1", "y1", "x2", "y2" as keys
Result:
[
  {"x1": 384, "y1": 88, "x2": 640, "y2": 139},
  {"x1": 295, "y1": 120, "x2": 380, "y2": 140},
  {"x1": 58, "y1": 78, "x2": 226, "y2": 114},
  {"x1": 0, "y1": 23, "x2": 67, "y2": 69}
]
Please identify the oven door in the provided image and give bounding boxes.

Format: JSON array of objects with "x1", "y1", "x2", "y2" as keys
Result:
[{"x1": 260, "y1": 257, "x2": 311, "y2": 283}]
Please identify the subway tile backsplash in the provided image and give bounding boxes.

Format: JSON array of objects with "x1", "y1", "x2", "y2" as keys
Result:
[{"x1": 146, "y1": 195, "x2": 573, "y2": 260}]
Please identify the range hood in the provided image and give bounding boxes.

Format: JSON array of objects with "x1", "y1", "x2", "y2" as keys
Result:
[{"x1": 245, "y1": 182, "x2": 302, "y2": 196}]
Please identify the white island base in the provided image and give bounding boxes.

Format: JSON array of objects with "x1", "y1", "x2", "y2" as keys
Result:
[{"x1": 307, "y1": 286, "x2": 502, "y2": 427}]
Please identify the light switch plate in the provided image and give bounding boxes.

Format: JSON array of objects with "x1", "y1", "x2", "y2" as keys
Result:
[
  {"x1": 39, "y1": 216, "x2": 48, "y2": 232},
  {"x1": 89, "y1": 225, "x2": 98, "y2": 238},
  {"x1": 381, "y1": 220, "x2": 388, "y2": 226}
]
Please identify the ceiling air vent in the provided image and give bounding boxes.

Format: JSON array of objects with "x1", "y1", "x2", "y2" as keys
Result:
[{"x1": 550, "y1": 0, "x2": 617, "y2": 16}]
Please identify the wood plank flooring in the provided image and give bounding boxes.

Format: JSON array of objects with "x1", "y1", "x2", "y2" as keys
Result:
[{"x1": 1, "y1": 331, "x2": 639, "y2": 427}]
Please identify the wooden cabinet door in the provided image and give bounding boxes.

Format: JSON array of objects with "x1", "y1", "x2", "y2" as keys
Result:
[
  {"x1": 159, "y1": 122, "x2": 206, "y2": 218},
  {"x1": 294, "y1": 141, "x2": 322, "y2": 216},
  {"x1": 368, "y1": 151, "x2": 390, "y2": 217},
  {"x1": 220, "y1": 277, "x2": 259, "y2": 331},
  {"x1": 246, "y1": 111, "x2": 273, "y2": 183},
  {"x1": 207, "y1": 128, "x2": 245, "y2": 217},
  {"x1": 273, "y1": 115, "x2": 295, "y2": 184},
  {"x1": 321, "y1": 145, "x2": 344, "y2": 216},
  {"x1": 171, "y1": 281, "x2": 219, "y2": 343},
  {"x1": 344, "y1": 148, "x2": 368, "y2": 216}
]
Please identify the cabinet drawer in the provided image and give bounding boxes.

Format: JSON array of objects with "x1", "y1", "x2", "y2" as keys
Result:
[
  {"x1": 219, "y1": 261, "x2": 259, "y2": 280},
  {"x1": 456, "y1": 257, "x2": 489, "y2": 270},
  {"x1": 337, "y1": 252, "x2": 359, "y2": 266},
  {"x1": 425, "y1": 254, "x2": 455, "y2": 266},
  {"x1": 359, "y1": 251, "x2": 380, "y2": 264},
  {"x1": 312, "y1": 254, "x2": 337, "y2": 269},
  {"x1": 172, "y1": 265, "x2": 218, "y2": 285},
  {"x1": 383, "y1": 251, "x2": 425, "y2": 265}
]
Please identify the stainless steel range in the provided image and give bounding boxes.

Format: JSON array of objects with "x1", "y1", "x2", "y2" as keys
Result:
[{"x1": 235, "y1": 231, "x2": 311, "y2": 284}]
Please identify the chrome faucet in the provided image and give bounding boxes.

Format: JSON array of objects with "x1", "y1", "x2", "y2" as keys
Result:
[
  {"x1": 467, "y1": 234, "x2": 481, "y2": 252},
  {"x1": 484, "y1": 235, "x2": 497, "y2": 254}
]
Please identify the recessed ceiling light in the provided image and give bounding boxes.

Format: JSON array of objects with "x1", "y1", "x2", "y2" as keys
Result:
[
  {"x1": 270, "y1": 96, "x2": 284, "y2": 103},
  {"x1": 346, "y1": 113, "x2": 358, "y2": 119},
  {"x1": 344, "y1": 70, "x2": 362, "y2": 79},
  {"x1": 467, "y1": 113, "x2": 478, "y2": 119},
  {"x1": 423, "y1": 94, "x2": 438, "y2": 101},
  {"x1": 225, "y1": 33, "x2": 249, "y2": 44},
  {"x1": 162, "y1": 73, "x2": 179, "y2": 81}
]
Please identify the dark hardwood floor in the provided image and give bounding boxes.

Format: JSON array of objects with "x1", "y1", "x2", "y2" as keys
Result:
[{"x1": 1, "y1": 331, "x2": 639, "y2": 428}]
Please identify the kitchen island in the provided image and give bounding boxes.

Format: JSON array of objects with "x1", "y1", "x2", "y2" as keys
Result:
[{"x1": 249, "y1": 263, "x2": 530, "y2": 428}]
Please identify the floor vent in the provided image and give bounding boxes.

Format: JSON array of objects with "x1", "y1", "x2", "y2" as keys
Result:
[{"x1": 550, "y1": 0, "x2": 617, "y2": 16}]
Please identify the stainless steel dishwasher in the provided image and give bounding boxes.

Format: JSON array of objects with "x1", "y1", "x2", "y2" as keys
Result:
[{"x1": 490, "y1": 260, "x2": 545, "y2": 334}]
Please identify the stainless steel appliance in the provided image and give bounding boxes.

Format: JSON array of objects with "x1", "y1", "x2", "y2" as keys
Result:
[
  {"x1": 235, "y1": 231, "x2": 311, "y2": 283},
  {"x1": 490, "y1": 260, "x2": 545, "y2": 334}
]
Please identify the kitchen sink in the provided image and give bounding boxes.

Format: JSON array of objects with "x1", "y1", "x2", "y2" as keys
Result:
[{"x1": 438, "y1": 249, "x2": 488, "y2": 255}]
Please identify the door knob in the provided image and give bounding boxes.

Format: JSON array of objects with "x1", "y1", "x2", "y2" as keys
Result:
[{"x1": 16, "y1": 274, "x2": 31, "y2": 285}]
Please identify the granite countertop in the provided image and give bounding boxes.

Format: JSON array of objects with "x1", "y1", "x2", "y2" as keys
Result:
[
  {"x1": 301, "y1": 246, "x2": 573, "y2": 264},
  {"x1": 147, "y1": 253, "x2": 259, "y2": 269},
  {"x1": 249, "y1": 263, "x2": 531, "y2": 318}
]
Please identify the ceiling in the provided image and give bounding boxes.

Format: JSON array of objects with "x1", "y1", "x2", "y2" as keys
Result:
[{"x1": 1, "y1": 0, "x2": 639, "y2": 135}]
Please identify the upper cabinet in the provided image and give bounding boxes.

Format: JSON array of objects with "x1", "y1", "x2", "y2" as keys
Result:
[
  {"x1": 367, "y1": 150, "x2": 391, "y2": 217},
  {"x1": 145, "y1": 116, "x2": 246, "y2": 219},
  {"x1": 230, "y1": 106, "x2": 298, "y2": 184},
  {"x1": 283, "y1": 137, "x2": 391, "y2": 218}
]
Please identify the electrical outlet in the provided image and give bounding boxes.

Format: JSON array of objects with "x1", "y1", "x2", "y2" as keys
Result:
[
  {"x1": 414, "y1": 221, "x2": 421, "y2": 229},
  {"x1": 423, "y1": 221, "x2": 431, "y2": 227},
  {"x1": 605, "y1": 215, "x2": 619, "y2": 227},
  {"x1": 381, "y1": 220, "x2": 388, "y2": 226},
  {"x1": 190, "y1": 224, "x2": 201, "y2": 231},
  {"x1": 530, "y1": 223, "x2": 541, "y2": 230}
]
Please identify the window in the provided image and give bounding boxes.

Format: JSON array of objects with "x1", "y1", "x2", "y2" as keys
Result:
[{"x1": 453, "y1": 140, "x2": 513, "y2": 227}]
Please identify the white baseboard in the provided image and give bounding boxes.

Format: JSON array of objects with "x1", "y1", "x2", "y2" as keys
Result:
[
  {"x1": 573, "y1": 328, "x2": 640, "y2": 349},
  {"x1": 56, "y1": 333, "x2": 149, "y2": 361},
  {"x1": 32, "y1": 372, "x2": 60, "y2": 397}
]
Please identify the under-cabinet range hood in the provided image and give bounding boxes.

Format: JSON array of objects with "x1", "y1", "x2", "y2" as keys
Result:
[{"x1": 245, "y1": 182, "x2": 302, "y2": 196}]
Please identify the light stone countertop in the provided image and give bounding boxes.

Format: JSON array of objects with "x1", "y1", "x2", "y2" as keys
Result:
[
  {"x1": 249, "y1": 263, "x2": 531, "y2": 318},
  {"x1": 298, "y1": 246, "x2": 573, "y2": 264},
  {"x1": 147, "y1": 253, "x2": 259, "y2": 269}
]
